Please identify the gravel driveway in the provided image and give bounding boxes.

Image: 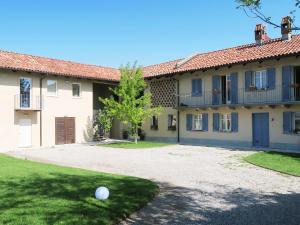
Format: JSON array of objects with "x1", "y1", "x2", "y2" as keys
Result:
[{"x1": 8, "y1": 144, "x2": 300, "y2": 225}]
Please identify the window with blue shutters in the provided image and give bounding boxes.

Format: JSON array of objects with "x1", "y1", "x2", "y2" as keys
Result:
[
  {"x1": 283, "y1": 111, "x2": 300, "y2": 134},
  {"x1": 187, "y1": 113, "x2": 208, "y2": 131},
  {"x1": 294, "y1": 112, "x2": 300, "y2": 134},
  {"x1": 192, "y1": 79, "x2": 202, "y2": 97}
]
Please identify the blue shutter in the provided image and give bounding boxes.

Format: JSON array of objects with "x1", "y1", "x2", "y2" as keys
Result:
[
  {"x1": 245, "y1": 71, "x2": 253, "y2": 91},
  {"x1": 283, "y1": 111, "x2": 293, "y2": 134},
  {"x1": 192, "y1": 79, "x2": 202, "y2": 96},
  {"x1": 213, "y1": 113, "x2": 219, "y2": 132},
  {"x1": 231, "y1": 112, "x2": 238, "y2": 132},
  {"x1": 282, "y1": 66, "x2": 292, "y2": 102},
  {"x1": 202, "y1": 113, "x2": 208, "y2": 131},
  {"x1": 230, "y1": 72, "x2": 238, "y2": 104},
  {"x1": 267, "y1": 68, "x2": 276, "y2": 89},
  {"x1": 186, "y1": 114, "x2": 193, "y2": 131},
  {"x1": 192, "y1": 79, "x2": 196, "y2": 96},
  {"x1": 212, "y1": 76, "x2": 220, "y2": 105}
]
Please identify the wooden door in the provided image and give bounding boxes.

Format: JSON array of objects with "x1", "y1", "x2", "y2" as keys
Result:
[{"x1": 55, "y1": 117, "x2": 75, "y2": 145}]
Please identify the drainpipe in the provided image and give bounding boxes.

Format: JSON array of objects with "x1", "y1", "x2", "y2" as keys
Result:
[
  {"x1": 177, "y1": 79, "x2": 180, "y2": 143},
  {"x1": 39, "y1": 75, "x2": 46, "y2": 147}
]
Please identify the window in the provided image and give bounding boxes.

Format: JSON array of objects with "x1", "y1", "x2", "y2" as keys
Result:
[
  {"x1": 220, "y1": 113, "x2": 231, "y2": 132},
  {"x1": 254, "y1": 70, "x2": 267, "y2": 89},
  {"x1": 47, "y1": 80, "x2": 57, "y2": 96},
  {"x1": 168, "y1": 114, "x2": 177, "y2": 130},
  {"x1": 192, "y1": 114, "x2": 203, "y2": 131},
  {"x1": 151, "y1": 116, "x2": 158, "y2": 130},
  {"x1": 72, "y1": 83, "x2": 81, "y2": 97},
  {"x1": 294, "y1": 112, "x2": 300, "y2": 133}
]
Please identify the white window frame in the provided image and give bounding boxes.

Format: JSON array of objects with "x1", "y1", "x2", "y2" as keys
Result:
[
  {"x1": 220, "y1": 113, "x2": 231, "y2": 132},
  {"x1": 192, "y1": 114, "x2": 203, "y2": 131},
  {"x1": 254, "y1": 70, "x2": 267, "y2": 90},
  {"x1": 294, "y1": 112, "x2": 300, "y2": 134},
  {"x1": 46, "y1": 80, "x2": 57, "y2": 97},
  {"x1": 72, "y1": 83, "x2": 81, "y2": 98}
]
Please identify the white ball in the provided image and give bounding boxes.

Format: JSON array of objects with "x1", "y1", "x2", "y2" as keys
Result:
[{"x1": 95, "y1": 187, "x2": 109, "y2": 200}]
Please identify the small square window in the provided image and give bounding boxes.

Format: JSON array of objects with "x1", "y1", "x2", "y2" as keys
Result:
[
  {"x1": 47, "y1": 80, "x2": 57, "y2": 96},
  {"x1": 192, "y1": 114, "x2": 203, "y2": 131},
  {"x1": 168, "y1": 115, "x2": 177, "y2": 130},
  {"x1": 72, "y1": 83, "x2": 81, "y2": 97}
]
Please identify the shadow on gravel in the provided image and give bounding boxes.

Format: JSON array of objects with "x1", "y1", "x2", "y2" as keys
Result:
[{"x1": 123, "y1": 181, "x2": 300, "y2": 225}]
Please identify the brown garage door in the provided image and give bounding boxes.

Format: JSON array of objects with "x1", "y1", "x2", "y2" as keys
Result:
[{"x1": 55, "y1": 117, "x2": 75, "y2": 145}]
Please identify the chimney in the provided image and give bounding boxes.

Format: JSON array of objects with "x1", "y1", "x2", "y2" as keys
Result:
[
  {"x1": 281, "y1": 16, "x2": 292, "y2": 41},
  {"x1": 255, "y1": 24, "x2": 269, "y2": 45}
]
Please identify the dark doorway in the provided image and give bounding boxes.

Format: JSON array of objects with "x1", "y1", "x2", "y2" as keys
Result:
[{"x1": 294, "y1": 66, "x2": 300, "y2": 101}]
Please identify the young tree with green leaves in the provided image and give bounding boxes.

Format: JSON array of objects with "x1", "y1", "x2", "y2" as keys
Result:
[
  {"x1": 100, "y1": 63, "x2": 161, "y2": 144},
  {"x1": 97, "y1": 109, "x2": 113, "y2": 138}
]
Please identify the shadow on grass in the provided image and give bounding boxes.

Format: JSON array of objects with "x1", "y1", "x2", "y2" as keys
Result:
[
  {"x1": 123, "y1": 181, "x2": 300, "y2": 225},
  {"x1": 0, "y1": 172, "x2": 158, "y2": 225}
]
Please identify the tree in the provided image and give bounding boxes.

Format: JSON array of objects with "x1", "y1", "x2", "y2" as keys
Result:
[
  {"x1": 236, "y1": 0, "x2": 300, "y2": 31},
  {"x1": 100, "y1": 63, "x2": 162, "y2": 144},
  {"x1": 97, "y1": 109, "x2": 113, "y2": 138}
]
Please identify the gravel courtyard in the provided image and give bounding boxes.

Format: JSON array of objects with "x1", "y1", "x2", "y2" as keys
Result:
[{"x1": 8, "y1": 144, "x2": 300, "y2": 225}]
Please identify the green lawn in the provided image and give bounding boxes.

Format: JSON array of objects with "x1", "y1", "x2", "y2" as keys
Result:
[
  {"x1": 244, "y1": 151, "x2": 300, "y2": 177},
  {"x1": 0, "y1": 154, "x2": 158, "y2": 225},
  {"x1": 101, "y1": 141, "x2": 171, "y2": 149}
]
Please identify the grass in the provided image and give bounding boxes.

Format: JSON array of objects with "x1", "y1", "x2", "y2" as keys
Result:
[
  {"x1": 244, "y1": 151, "x2": 300, "y2": 177},
  {"x1": 0, "y1": 154, "x2": 159, "y2": 225},
  {"x1": 101, "y1": 141, "x2": 171, "y2": 149}
]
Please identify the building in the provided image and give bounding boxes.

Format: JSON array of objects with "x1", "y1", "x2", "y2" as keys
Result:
[
  {"x1": 0, "y1": 51, "x2": 121, "y2": 151},
  {"x1": 0, "y1": 17, "x2": 299, "y2": 152},
  {"x1": 143, "y1": 18, "x2": 300, "y2": 152}
]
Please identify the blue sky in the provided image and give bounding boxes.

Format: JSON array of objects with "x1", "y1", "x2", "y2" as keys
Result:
[{"x1": 0, "y1": 0, "x2": 299, "y2": 67}]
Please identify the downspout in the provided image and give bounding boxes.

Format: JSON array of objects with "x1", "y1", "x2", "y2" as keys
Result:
[
  {"x1": 177, "y1": 79, "x2": 180, "y2": 143},
  {"x1": 40, "y1": 75, "x2": 46, "y2": 147}
]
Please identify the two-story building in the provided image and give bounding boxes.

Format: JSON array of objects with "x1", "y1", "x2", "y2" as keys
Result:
[
  {"x1": 0, "y1": 51, "x2": 121, "y2": 151},
  {"x1": 143, "y1": 19, "x2": 300, "y2": 152}
]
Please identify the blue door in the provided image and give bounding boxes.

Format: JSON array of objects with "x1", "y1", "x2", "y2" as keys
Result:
[{"x1": 252, "y1": 113, "x2": 269, "y2": 147}]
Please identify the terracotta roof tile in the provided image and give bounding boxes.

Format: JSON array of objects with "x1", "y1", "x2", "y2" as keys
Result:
[
  {"x1": 0, "y1": 50, "x2": 120, "y2": 81},
  {"x1": 144, "y1": 35, "x2": 300, "y2": 78}
]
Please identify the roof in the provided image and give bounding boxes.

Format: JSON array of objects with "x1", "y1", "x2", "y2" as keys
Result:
[
  {"x1": 1, "y1": 35, "x2": 300, "y2": 81},
  {"x1": 144, "y1": 35, "x2": 300, "y2": 78},
  {"x1": 0, "y1": 50, "x2": 120, "y2": 81}
]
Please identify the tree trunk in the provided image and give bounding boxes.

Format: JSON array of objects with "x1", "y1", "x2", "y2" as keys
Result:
[{"x1": 134, "y1": 127, "x2": 138, "y2": 144}]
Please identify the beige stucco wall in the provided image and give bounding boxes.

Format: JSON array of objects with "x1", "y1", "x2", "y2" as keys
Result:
[
  {"x1": 143, "y1": 107, "x2": 178, "y2": 140},
  {"x1": 0, "y1": 70, "x2": 93, "y2": 151},
  {"x1": 180, "y1": 106, "x2": 300, "y2": 146}
]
